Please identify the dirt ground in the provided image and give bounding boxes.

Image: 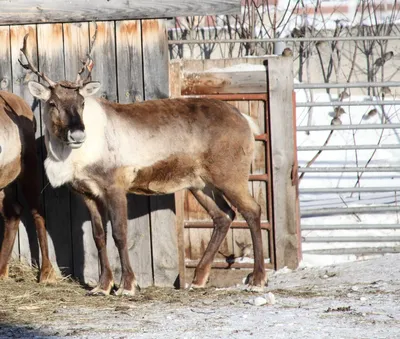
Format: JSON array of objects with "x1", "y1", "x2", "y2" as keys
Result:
[{"x1": 0, "y1": 254, "x2": 399, "y2": 339}]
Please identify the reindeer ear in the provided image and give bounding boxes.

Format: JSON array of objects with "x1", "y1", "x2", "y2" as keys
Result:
[
  {"x1": 28, "y1": 81, "x2": 51, "y2": 102},
  {"x1": 79, "y1": 81, "x2": 101, "y2": 97}
]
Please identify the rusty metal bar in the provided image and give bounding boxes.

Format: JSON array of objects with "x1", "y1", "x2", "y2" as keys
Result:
[
  {"x1": 184, "y1": 220, "x2": 271, "y2": 230},
  {"x1": 255, "y1": 133, "x2": 268, "y2": 141},
  {"x1": 249, "y1": 174, "x2": 268, "y2": 181},
  {"x1": 185, "y1": 260, "x2": 273, "y2": 269},
  {"x1": 179, "y1": 91, "x2": 275, "y2": 271}
]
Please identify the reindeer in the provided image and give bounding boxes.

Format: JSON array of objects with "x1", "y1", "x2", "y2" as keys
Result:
[
  {"x1": 21, "y1": 35, "x2": 266, "y2": 296},
  {"x1": 0, "y1": 90, "x2": 55, "y2": 283}
]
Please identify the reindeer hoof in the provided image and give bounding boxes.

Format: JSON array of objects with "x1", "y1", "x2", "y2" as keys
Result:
[
  {"x1": 245, "y1": 284, "x2": 266, "y2": 293},
  {"x1": 189, "y1": 283, "x2": 207, "y2": 290},
  {"x1": 87, "y1": 285, "x2": 112, "y2": 296},
  {"x1": 114, "y1": 282, "x2": 140, "y2": 296},
  {"x1": 0, "y1": 265, "x2": 9, "y2": 280},
  {"x1": 114, "y1": 287, "x2": 136, "y2": 296},
  {"x1": 39, "y1": 267, "x2": 58, "y2": 284},
  {"x1": 244, "y1": 272, "x2": 267, "y2": 292}
]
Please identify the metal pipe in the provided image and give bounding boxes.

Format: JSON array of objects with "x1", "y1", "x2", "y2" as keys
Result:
[
  {"x1": 300, "y1": 187, "x2": 400, "y2": 193},
  {"x1": 298, "y1": 144, "x2": 400, "y2": 151},
  {"x1": 301, "y1": 223, "x2": 400, "y2": 230},
  {"x1": 303, "y1": 247, "x2": 400, "y2": 255},
  {"x1": 296, "y1": 100, "x2": 400, "y2": 107},
  {"x1": 298, "y1": 167, "x2": 400, "y2": 173},
  {"x1": 294, "y1": 81, "x2": 400, "y2": 89},
  {"x1": 303, "y1": 236, "x2": 400, "y2": 243},
  {"x1": 301, "y1": 205, "x2": 400, "y2": 217},
  {"x1": 297, "y1": 124, "x2": 400, "y2": 131},
  {"x1": 168, "y1": 36, "x2": 400, "y2": 44}
]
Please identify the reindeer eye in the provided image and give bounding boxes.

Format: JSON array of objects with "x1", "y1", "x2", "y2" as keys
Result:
[{"x1": 49, "y1": 101, "x2": 56, "y2": 107}]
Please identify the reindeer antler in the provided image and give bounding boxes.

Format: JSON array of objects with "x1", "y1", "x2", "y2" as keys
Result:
[
  {"x1": 18, "y1": 34, "x2": 57, "y2": 88},
  {"x1": 76, "y1": 23, "x2": 97, "y2": 86}
]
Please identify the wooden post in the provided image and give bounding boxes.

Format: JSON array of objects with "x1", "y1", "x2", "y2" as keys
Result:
[
  {"x1": 267, "y1": 57, "x2": 300, "y2": 270},
  {"x1": 170, "y1": 60, "x2": 186, "y2": 288}
]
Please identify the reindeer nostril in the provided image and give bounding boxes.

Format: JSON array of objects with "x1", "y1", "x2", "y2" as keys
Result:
[{"x1": 68, "y1": 130, "x2": 86, "y2": 144}]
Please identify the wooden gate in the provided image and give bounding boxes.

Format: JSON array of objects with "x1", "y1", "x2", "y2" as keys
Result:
[{"x1": 170, "y1": 57, "x2": 301, "y2": 287}]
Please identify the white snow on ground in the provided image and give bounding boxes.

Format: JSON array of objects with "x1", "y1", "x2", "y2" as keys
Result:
[
  {"x1": 2, "y1": 254, "x2": 399, "y2": 339},
  {"x1": 296, "y1": 83, "x2": 400, "y2": 266}
]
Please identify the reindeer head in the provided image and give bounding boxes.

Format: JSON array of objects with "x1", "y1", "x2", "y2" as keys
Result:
[{"x1": 20, "y1": 34, "x2": 101, "y2": 149}]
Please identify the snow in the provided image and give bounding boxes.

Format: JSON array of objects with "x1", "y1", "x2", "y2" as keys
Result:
[{"x1": 4, "y1": 254, "x2": 399, "y2": 338}]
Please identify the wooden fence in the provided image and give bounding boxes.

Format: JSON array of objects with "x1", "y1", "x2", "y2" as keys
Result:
[{"x1": 0, "y1": 19, "x2": 178, "y2": 288}]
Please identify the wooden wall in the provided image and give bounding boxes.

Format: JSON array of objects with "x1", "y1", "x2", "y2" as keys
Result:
[{"x1": 0, "y1": 19, "x2": 177, "y2": 288}]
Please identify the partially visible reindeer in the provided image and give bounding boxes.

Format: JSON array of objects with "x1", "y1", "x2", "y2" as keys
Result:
[
  {"x1": 0, "y1": 90, "x2": 55, "y2": 282},
  {"x1": 21, "y1": 34, "x2": 266, "y2": 296}
]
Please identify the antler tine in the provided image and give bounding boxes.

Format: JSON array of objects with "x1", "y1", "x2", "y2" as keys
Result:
[
  {"x1": 76, "y1": 22, "x2": 97, "y2": 86},
  {"x1": 18, "y1": 34, "x2": 57, "y2": 88}
]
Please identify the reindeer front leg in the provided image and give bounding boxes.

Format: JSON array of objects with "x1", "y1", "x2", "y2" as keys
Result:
[
  {"x1": 105, "y1": 186, "x2": 138, "y2": 296},
  {"x1": 83, "y1": 196, "x2": 114, "y2": 296}
]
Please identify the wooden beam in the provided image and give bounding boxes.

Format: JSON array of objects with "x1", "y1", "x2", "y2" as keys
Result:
[
  {"x1": 0, "y1": 0, "x2": 240, "y2": 25},
  {"x1": 267, "y1": 57, "x2": 300, "y2": 270},
  {"x1": 181, "y1": 70, "x2": 267, "y2": 95}
]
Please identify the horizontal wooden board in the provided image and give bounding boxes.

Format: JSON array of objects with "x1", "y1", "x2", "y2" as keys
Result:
[
  {"x1": 0, "y1": 0, "x2": 240, "y2": 25},
  {"x1": 182, "y1": 69, "x2": 268, "y2": 95}
]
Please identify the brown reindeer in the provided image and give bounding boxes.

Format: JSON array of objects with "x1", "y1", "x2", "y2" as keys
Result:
[
  {"x1": 21, "y1": 36, "x2": 266, "y2": 296},
  {"x1": 0, "y1": 90, "x2": 56, "y2": 283}
]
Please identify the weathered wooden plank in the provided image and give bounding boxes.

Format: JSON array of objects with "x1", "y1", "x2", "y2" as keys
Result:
[
  {"x1": 179, "y1": 60, "x2": 210, "y2": 264},
  {"x1": 0, "y1": 0, "x2": 240, "y2": 25},
  {"x1": 116, "y1": 21, "x2": 144, "y2": 103},
  {"x1": 62, "y1": 21, "x2": 99, "y2": 285},
  {"x1": 10, "y1": 25, "x2": 39, "y2": 265},
  {"x1": 0, "y1": 26, "x2": 12, "y2": 92},
  {"x1": 86, "y1": 21, "x2": 123, "y2": 285},
  {"x1": 170, "y1": 60, "x2": 186, "y2": 288},
  {"x1": 142, "y1": 19, "x2": 177, "y2": 287},
  {"x1": 182, "y1": 68, "x2": 268, "y2": 95},
  {"x1": 0, "y1": 26, "x2": 18, "y2": 259},
  {"x1": 267, "y1": 57, "x2": 300, "y2": 270},
  {"x1": 116, "y1": 20, "x2": 153, "y2": 288},
  {"x1": 37, "y1": 23, "x2": 73, "y2": 275},
  {"x1": 90, "y1": 22, "x2": 118, "y2": 102},
  {"x1": 247, "y1": 58, "x2": 270, "y2": 261}
]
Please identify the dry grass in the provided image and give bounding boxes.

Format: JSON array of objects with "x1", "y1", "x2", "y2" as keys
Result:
[{"x1": 0, "y1": 261, "x2": 244, "y2": 327}]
